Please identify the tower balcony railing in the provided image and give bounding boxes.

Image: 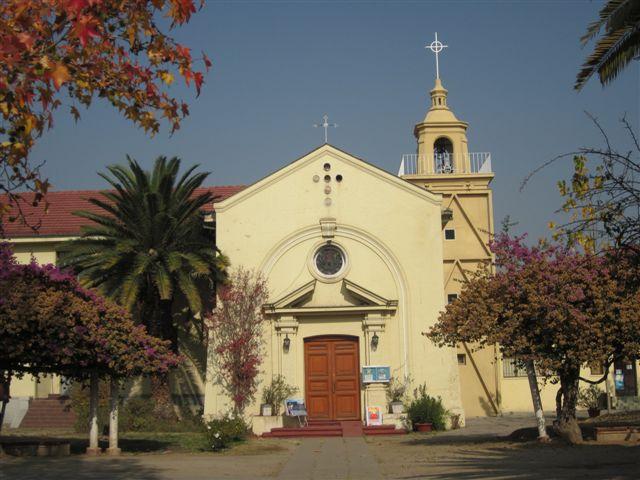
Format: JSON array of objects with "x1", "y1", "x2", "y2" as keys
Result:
[{"x1": 398, "y1": 152, "x2": 492, "y2": 176}]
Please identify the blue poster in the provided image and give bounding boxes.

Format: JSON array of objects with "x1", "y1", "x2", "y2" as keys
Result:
[
  {"x1": 614, "y1": 370, "x2": 625, "y2": 391},
  {"x1": 362, "y1": 365, "x2": 391, "y2": 383},
  {"x1": 285, "y1": 398, "x2": 307, "y2": 416}
]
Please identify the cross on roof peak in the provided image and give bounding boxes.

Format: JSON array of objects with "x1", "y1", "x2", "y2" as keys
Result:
[{"x1": 313, "y1": 114, "x2": 338, "y2": 143}]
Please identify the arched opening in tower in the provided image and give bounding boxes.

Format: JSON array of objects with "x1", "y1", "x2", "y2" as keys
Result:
[{"x1": 433, "y1": 137, "x2": 454, "y2": 173}]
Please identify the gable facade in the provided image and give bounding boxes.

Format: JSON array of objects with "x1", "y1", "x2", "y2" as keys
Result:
[{"x1": 203, "y1": 145, "x2": 465, "y2": 427}]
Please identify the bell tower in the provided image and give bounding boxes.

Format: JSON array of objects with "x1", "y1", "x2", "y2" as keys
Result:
[
  {"x1": 414, "y1": 78, "x2": 470, "y2": 174},
  {"x1": 399, "y1": 34, "x2": 500, "y2": 418}
]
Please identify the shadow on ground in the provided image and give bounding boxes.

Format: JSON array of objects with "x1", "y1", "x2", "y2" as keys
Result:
[
  {"x1": 394, "y1": 443, "x2": 640, "y2": 480},
  {"x1": 1, "y1": 435, "x2": 178, "y2": 455},
  {"x1": 401, "y1": 433, "x2": 511, "y2": 447},
  {"x1": 0, "y1": 457, "x2": 165, "y2": 480}
]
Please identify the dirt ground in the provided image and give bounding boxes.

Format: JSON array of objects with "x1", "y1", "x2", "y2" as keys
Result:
[
  {"x1": 366, "y1": 433, "x2": 640, "y2": 479},
  {"x1": 0, "y1": 438, "x2": 299, "y2": 480}
]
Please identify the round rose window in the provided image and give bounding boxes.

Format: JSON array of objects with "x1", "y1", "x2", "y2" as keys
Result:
[{"x1": 314, "y1": 244, "x2": 345, "y2": 277}]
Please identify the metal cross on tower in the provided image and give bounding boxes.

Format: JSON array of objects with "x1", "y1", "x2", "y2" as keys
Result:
[
  {"x1": 314, "y1": 114, "x2": 338, "y2": 143},
  {"x1": 426, "y1": 32, "x2": 448, "y2": 79}
]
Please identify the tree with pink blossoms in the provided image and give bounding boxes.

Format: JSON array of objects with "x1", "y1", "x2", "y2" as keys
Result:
[
  {"x1": 0, "y1": 242, "x2": 179, "y2": 451},
  {"x1": 208, "y1": 268, "x2": 268, "y2": 416},
  {"x1": 427, "y1": 233, "x2": 640, "y2": 444}
]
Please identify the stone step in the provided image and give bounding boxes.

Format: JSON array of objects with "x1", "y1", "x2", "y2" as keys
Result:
[
  {"x1": 19, "y1": 396, "x2": 76, "y2": 429},
  {"x1": 263, "y1": 429, "x2": 343, "y2": 438}
]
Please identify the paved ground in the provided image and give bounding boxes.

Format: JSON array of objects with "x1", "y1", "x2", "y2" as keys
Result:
[
  {"x1": 2, "y1": 416, "x2": 640, "y2": 479},
  {"x1": 277, "y1": 437, "x2": 382, "y2": 480}
]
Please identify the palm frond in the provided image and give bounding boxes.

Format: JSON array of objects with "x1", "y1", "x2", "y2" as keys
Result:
[
  {"x1": 576, "y1": 23, "x2": 640, "y2": 89},
  {"x1": 154, "y1": 263, "x2": 173, "y2": 300},
  {"x1": 176, "y1": 270, "x2": 202, "y2": 313},
  {"x1": 581, "y1": 0, "x2": 628, "y2": 45},
  {"x1": 576, "y1": 0, "x2": 640, "y2": 90}
]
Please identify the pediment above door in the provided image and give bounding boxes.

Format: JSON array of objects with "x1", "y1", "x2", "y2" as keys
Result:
[{"x1": 263, "y1": 278, "x2": 397, "y2": 316}]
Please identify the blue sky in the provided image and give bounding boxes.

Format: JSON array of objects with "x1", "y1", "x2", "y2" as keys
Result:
[{"x1": 33, "y1": 0, "x2": 638, "y2": 240}]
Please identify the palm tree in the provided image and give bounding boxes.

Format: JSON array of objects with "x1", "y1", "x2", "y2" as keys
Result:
[
  {"x1": 575, "y1": 0, "x2": 640, "y2": 90},
  {"x1": 61, "y1": 156, "x2": 228, "y2": 351}
]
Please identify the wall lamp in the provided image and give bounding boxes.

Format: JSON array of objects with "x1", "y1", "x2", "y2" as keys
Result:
[
  {"x1": 371, "y1": 332, "x2": 379, "y2": 351},
  {"x1": 283, "y1": 334, "x2": 291, "y2": 353},
  {"x1": 441, "y1": 208, "x2": 454, "y2": 225}
]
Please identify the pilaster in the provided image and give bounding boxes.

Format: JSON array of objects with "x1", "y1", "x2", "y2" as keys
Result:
[{"x1": 274, "y1": 316, "x2": 299, "y2": 386}]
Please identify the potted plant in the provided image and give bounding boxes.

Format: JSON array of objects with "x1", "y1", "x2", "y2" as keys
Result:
[
  {"x1": 578, "y1": 385, "x2": 603, "y2": 418},
  {"x1": 406, "y1": 384, "x2": 448, "y2": 432},
  {"x1": 386, "y1": 376, "x2": 410, "y2": 414},
  {"x1": 261, "y1": 375, "x2": 297, "y2": 416}
]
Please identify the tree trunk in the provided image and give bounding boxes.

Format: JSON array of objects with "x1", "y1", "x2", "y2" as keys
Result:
[
  {"x1": 553, "y1": 370, "x2": 583, "y2": 444},
  {"x1": 145, "y1": 285, "x2": 160, "y2": 337},
  {"x1": 159, "y1": 299, "x2": 178, "y2": 353},
  {"x1": 86, "y1": 373, "x2": 101, "y2": 455},
  {"x1": 150, "y1": 376, "x2": 177, "y2": 421},
  {"x1": 525, "y1": 360, "x2": 549, "y2": 441},
  {"x1": 107, "y1": 377, "x2": 121, "y2": 455},
  {"x1": 0, "y1": 371, "x2": 12, "y2": 433}
]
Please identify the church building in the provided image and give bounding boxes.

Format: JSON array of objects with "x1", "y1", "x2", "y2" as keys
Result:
[{"x1": 203, "y1": 69, "x2": 496, "y2": 431}]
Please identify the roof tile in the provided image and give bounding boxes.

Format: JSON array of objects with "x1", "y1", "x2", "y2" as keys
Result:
[{"x1": 1, "y1": 185, "x2": 246, "y2": 238}]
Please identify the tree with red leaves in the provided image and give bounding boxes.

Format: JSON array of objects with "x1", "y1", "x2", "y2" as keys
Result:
[
  {"x1": 208, "y1": 269, "x2": 268, "y2": 416},
  {"x1": 427, "y1": 233, "x2": 640, "y2": 444},
  {"x1": 0, "y1": 0, "x2": 210, "y2": 229}
]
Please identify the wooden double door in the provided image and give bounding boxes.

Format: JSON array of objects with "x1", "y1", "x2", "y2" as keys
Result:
[{"x1": 304, "y1": 336, "x2": 361, "y2": 420}]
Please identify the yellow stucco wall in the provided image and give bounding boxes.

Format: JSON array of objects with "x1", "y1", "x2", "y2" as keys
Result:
[
  {"x1": 498, "y1": 363, "x2": 609, "y2": 413},
  {"x1": 7, "y1": 239, "x2": 63, "y2": 398},
  {"x1": 204, "y1": 145, "x2": 465, "y2": 421}
]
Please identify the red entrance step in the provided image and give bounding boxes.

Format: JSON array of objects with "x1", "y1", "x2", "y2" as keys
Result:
[
  {"x1": 262, "y1": 420, "x2": 406, "y2": 438},
  {"x1": 363, "y1": 424, "x2": 407, "y2": 435}
]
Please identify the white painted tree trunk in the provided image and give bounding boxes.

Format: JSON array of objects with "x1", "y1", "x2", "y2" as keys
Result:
[
  {"x1": 108, "y1": 377, "x2": 121, "y2": 455},
  {"x1": 87, "y1": 372, "x2": 100, "y2": 455},
  {"x1": 525, "y1": 360, "x2": 549, "y2": 441}
]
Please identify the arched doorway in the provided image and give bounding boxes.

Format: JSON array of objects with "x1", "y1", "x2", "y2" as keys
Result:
[{"x1": 304, "y1": 335, "x2": 361, "y2": 420}]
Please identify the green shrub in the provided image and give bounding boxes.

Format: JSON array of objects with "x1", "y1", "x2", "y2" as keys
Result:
[
  {"x1": 386, "y1": 375, "x2": 412, "y2": 404},
  {"x1": 577, "y1": 385, "x2": 603, "y2": 410},
  {"x1": 204, "y1": 415, "x2": 250, "y2": 451},
  {"x1": 70, "y1": 382, "x2": 110, "y2": 433},
  {"x1": 261, "y1": 375, "x2": 297, "y2": 415},
  {"x1": 406, "y1": 384, "x2": 448, "y2": 431},
  {"x1": 70, "y1": 382, "x2": 204, "y2": 433}
]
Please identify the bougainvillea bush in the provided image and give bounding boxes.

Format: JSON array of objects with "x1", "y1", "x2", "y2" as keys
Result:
[
  {"x1": 427, "y1": 233, "x2": 640, "y2": 444},
  {"x1": 0, "y1": 242, "x2": 180, "y2": 427},
  {"x1": 207, "y1": 268, "x2": 268, "y2": 415}
]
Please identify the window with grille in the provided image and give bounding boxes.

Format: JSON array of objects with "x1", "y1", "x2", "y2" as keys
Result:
[{"x1": 502, "y1": 357, "x2": 527, "y2": 378}]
